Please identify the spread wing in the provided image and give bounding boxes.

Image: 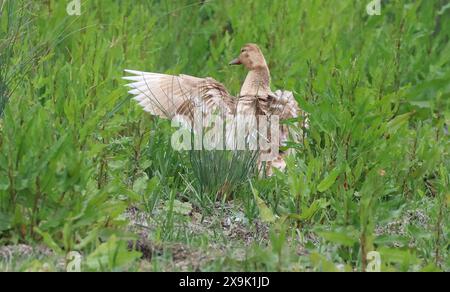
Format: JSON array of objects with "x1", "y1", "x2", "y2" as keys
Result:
[
  {"x1": 268, "y1": 90, "x2": 300, "y2": 120},
  {"x1": 259, "y1": 90, "x2": 309, "y2": 176},
  {"x1": 123, "y1": 69, "x2": 236, "y2": 123},
  {"x1": 268, "y1": 89, "x2": 309, "y2": 147}
]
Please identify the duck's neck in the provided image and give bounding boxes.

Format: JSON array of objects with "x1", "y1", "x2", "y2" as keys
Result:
[{"x1": 240, "y1": 66, "x2": 271, "y2": 97}]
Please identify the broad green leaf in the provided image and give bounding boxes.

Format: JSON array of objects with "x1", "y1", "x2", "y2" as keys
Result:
[
  {"x1": 74, "y1": 229, "x2": 99, "y2": 251},
  {"x1": 317, "y1": 167, "x2": 341, "y2": 192},
  {"x1": 34, "y1": 227, "x2": 63, "y2": 254},
  {"x1": 289, "y1": 199, "x2": 328, "y2": 221},
  {"x1": 86, "y1": 235, "x2": 141, "y2": 271},
  {"x1": 387, "y1": 112, "x2": 414, "y2": 135},
  {"x1": 379, "y1": 247, "x2": 419, "y2": 267},
  {"x1": 0, "y1": 212, "x2": 11, "y2": 232},
  {"x1": 317, "y1": 230, "x2": 358, "y2": 247},
  {"x1": 0, "y1": 176, "x2": 9, "y2": 191},
  {"x1": 250, "y1": 180, "x2": 276, "y2": 223}
]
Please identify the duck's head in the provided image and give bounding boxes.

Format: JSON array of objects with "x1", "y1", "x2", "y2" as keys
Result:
[{"x1": 229, "y1": 43, "x2": 268, "y2": 71}]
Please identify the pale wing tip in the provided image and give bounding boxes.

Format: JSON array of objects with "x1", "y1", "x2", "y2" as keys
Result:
[
  {"x1": 124, "y1": 69, "x2": 144, "y2": 75},
  {"x1": 124, "y1": 69, "x2": 153, "y2": 77},
  {"x1": 128, "y1": 88, "x2": 141, "y2": 94},
  {"x1": 128, "y1": 89, "x2": 141, "y2": 95},
  {"x1": 124, "y1": 69, "x2": 160, "y2": 76},
  {"x1": 123, "y1": 82, "x2": 138, "y2": 87},
  {"x1": 122, "y1": 76, "x2": 139, "y2": 81}
]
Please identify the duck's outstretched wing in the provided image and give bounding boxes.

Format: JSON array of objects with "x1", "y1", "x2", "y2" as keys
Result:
[
  {"x1": 267, "y1": 90, "x2": 300, "y2": 120},
  {"x1": 268, "y1": 90, "x2": 309, "y2": 130},
  {"x1": 123, "y1": 69, "x2": 236, "y2": 123},
  {"x1": 263, "y1": 90, "x2": 309, "y2": 176}
]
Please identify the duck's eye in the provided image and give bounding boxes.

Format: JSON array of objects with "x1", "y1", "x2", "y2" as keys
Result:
[{"x1": 241, "y1": 49, "x2": 246, "y2": 53}]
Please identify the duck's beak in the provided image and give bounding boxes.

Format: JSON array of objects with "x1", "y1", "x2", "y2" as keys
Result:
[{"x1": 229, "y1": 58, "x2": 242, "y2": 65}]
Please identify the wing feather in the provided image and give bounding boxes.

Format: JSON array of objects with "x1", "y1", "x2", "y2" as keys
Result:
[{"x1": 123, "y1": 70, "x2": 236, "y2": 123}]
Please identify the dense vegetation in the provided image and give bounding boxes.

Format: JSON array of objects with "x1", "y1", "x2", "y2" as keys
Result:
[{"x1": 0, "y1": 0, "x2": 448, "y2": 271}]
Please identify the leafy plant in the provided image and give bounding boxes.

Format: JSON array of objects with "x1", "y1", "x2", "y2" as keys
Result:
[{"x1": 0, "y1": 0, "x2": 448, "y2": 272}]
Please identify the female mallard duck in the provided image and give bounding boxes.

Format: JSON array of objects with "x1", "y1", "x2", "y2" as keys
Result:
[{"x1": 123, "y1": 43, "x2": 305, "y2": 175}]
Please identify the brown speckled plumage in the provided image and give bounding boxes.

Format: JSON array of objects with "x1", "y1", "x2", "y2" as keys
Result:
[{"x1": 123, "y1": 44, "x2": 306, "y2": 175}]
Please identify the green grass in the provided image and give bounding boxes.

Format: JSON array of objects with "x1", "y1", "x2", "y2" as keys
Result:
[{"x1": 0, "y1": 0, "x2": 449, "y2": 272}]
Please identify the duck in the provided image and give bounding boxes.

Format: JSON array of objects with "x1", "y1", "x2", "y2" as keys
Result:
[{"x1": 123, "y1": 43, "x2": 305, "y2": 175}]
